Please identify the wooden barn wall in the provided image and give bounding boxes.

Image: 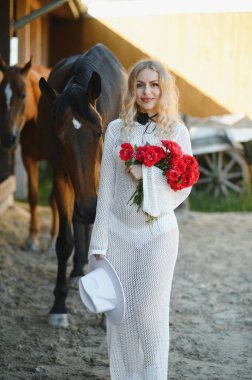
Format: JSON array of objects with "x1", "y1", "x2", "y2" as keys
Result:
[
  {"x1": 49, "y1": 12, "x2": 251, "y2": 118},
  {"x1": 16, "y1": 0, "x2": 49, "y2": 65},
  {"x1": 100, "y1": 12, "x2": 252, "y2": 118}
]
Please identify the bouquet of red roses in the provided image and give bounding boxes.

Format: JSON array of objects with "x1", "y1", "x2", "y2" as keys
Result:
[{"x1": 119, "y1": 140, "x2": 199, "y2": 220}]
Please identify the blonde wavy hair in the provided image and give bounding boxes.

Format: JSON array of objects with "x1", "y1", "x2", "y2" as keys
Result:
[{"x1": 120, "y1": 59, "x2": 181, "y2": 138}]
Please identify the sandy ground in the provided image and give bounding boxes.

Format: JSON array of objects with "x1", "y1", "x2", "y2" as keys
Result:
[{"x1": 0, "y1": 202, "x2": 252, "y2": 380}]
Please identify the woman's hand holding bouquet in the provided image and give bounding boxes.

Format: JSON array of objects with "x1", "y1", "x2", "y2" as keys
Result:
[{"x1": 119, "y1": 140, "x2": 200, "y2": 221}]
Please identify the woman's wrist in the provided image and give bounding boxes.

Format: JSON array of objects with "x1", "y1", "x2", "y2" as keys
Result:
[
  {"x1": 125, "y1": 164, "x2": 143, "y2": 180},
  {"x1": 94, "y1": 254, "x2": 105, "y2": 260}
]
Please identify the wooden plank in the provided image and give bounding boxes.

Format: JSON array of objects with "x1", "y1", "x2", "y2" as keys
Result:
[
  {"x1": 30, "y1": 0, "x2": 41, "y2": 10},
  {"x1": 0, "y1": 176, "x2": 16, "y2": 205},
  {"x1": 41, "y1": 18, "x2": 49, "y2": 65},
  {"x1": 30, "y1": 17, "x2": 42, "y2": 64},
  {"x1": 16, "y1": 0, "x2": 31, "y2": 63},
  {"x1": 0, "y1": 194, "x2": 14, "y2": 215}
]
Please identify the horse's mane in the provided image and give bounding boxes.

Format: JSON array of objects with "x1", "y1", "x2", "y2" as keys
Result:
[
  {"x1": 55, "y1": 53, "x2": 101, "y2": 122},
  {"x1": 72, "y1": 58, "x2": 95, "y2": 88},
  {"x1": 54, "y1": 44, "x2": 121, "y2": 122},
  {"x1": 56, "y1": 84, "x2": 98, "y2": 124}
]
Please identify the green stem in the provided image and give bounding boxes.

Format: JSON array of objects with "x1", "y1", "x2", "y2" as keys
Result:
[
  {"x1": 127, "y1": 179, "x2": 157, "y2": 223},
  {"x1": 127, "y1": 179, "x2": 143, "y2": 211}
]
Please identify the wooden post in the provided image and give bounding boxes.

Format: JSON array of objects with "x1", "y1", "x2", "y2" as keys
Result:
[
  {"x1": 41, "y1": 18, "x2": 49, "y2": 66},
  {"x1": 30, "y1": 17, "x2": 42, "y2": 64},
  {"x1": 0, "y1": 1, "x2": 16, "y2": 213},
  {"x1": 0, "y1": 0, "x2": 14, "y2": 181},
  {"x1": 12, "y1": 0, "x2": 31, "y2": 200},
  {"x1": 0, "y1": 0, "x2": 13, "y2": 63},
  {"x1": 16, "y1": 0, "x2": 31, "y2": 63}
]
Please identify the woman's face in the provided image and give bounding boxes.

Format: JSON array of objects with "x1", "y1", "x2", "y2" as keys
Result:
[{"x1": 135, "y1": 68, "x2": 160, "y2": 115}]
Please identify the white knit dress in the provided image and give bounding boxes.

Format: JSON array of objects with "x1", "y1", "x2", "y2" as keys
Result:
[{"x1": 88, "y1": 119, "x2": 192, "y2": 380}]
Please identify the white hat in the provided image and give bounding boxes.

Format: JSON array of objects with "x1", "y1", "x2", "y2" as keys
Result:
[{"x1": 79, "y1": 256, "x2": 125, "y2": 324}]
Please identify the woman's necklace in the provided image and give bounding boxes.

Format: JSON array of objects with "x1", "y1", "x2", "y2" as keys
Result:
[
  {"x1": 143, "y1": 121, "x2": 156, "y2": 135},
  {"x1": 137, "y1": 112, "x2": 158, "y2": 141}
]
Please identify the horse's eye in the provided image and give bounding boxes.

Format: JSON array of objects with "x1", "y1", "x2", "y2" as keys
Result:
[
  {"x1": 20, "y1": 92, "x2": 26, "y2": 99},
  {"x1": 55, "y1": 135, "x2": 63, "y2": 144},
  {"x1": 96, "y1": 131, "x2": 102, "y2": 138}
]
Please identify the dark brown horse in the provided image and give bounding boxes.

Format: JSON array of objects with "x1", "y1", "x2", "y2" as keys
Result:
[
  {"x1": 0, "y1": 59, "x2": 58, "y2": 251},
  {"x1": 38, "y1": 43, "x2": 125, "y2": 327}
]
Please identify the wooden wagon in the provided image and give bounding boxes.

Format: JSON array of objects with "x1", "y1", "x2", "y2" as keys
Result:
[{"x1": 184, "y1": 113, "x2": 252, "y2": 197}]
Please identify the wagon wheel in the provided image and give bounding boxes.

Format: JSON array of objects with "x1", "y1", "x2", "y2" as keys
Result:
[{"x1": 194, "y1": 149, "x2": 251, "y2": 197}]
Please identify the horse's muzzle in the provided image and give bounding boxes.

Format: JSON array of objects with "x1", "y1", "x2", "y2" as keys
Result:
[
  {"x1": 0, "y1": 132, "x2": 19, "y2": 150},
  {"x1": 73, "y1": 199, "x2": 97, "y2": 224}
]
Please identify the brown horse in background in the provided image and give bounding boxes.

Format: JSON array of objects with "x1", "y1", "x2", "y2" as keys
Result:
[
  {"x1": 38, "y1": 43, "x2": 126, "y2": 327},
  {"x1": 0, "y1": 59, "x2": 58, "y2": 251}
]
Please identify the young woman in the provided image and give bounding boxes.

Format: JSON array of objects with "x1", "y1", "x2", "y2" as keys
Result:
[{"x1": 88, "y1": 59, "x2": 193, "y2": 379}]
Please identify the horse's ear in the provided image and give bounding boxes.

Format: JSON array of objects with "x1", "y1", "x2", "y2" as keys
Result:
[
  {"x1": 39, "y1": 77, "x2": 58, "y2": 104},
  {"x1": 87, "y1": 71, "x2": 101, "y2": 105},
  {"x1": 20, "y1": 57, "x2": 32, "y2": 76},
  {"x1": 0, "y1": 57, "x2": 8, "y2": 73}
]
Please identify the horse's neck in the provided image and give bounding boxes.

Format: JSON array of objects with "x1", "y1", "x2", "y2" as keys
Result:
[{"x1": 33, "y1": 65, "x2": 51, "y2": 79}]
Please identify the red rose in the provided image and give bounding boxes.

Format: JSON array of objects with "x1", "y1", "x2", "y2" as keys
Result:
[
  {"x1": 153, "y1": 146, "x2": 166, "y2": 161},
  {"x1": 166, "y1": 169, "x2": 180, "y2": 181},
  {"x1": 135, "y1": 145, "x2": 149, "y2": 162},
  {"x1": 167, "y1": 179, "x2": 183, "y2": 191},
  {"x1": 162, "y1": 140, "x2": 183, "y2": 157},
  {"x1": 183, "y1": 154, "x2": 198, "y2": 170},
  {"x1": 161, "y1": 140, "x2": 170, "y2": 149},
  {"x1": 181, "y1": 169, "x2": 200, "y2": 187},
  {"x1": 188, "y1": 169, "x2": 200, "y2": 183},
  {"x1": 119, "y1": 143, "x2": 134, "y2": 161},
  {"x1": 170, "y1": 157, "x2": 186, "y2": 174},
  {"x1": 143, "y1": 147, "x2": 159, "y2": 167},
  {"x1": 181, "y1": 173, "x2": 192, "y2": 187}
]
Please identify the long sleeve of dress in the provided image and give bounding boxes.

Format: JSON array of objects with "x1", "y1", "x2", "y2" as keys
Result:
[
  {"x1": 142, "y1": 125, "x2": 192, "y2": 217},
  {"x1": 88, "y1": 123, "x2": 116, "y2": 257}
]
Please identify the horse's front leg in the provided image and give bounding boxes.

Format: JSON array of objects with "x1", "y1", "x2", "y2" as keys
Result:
[
  {"x1": 21, "y1": 152, "x2": 40, "y2": 251},
  {"x1": 69, "y1": 222, "x2": 92, "y2": 287},
  {"x1": 48, "y1": 175, "x2": 74, "y2": 328},
  {"x1": 45, "y1": 190, "x2": 59, "y2": 253}
]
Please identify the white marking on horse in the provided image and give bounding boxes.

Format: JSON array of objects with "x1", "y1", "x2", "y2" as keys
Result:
[
  {"x1": 72, "y1": 117, "x2": 82, "y2": 130},
  {"x1": 5, "y1": 83, "x2": 12, "y2": 111}
]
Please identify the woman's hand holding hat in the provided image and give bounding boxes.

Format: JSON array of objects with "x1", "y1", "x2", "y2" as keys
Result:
[
  {"x1": 79, "y1": 255, "x2": 125, "y2": 324},
  {"x1": 95, "y1": 254, "x2": 105, "y2": 260}
]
